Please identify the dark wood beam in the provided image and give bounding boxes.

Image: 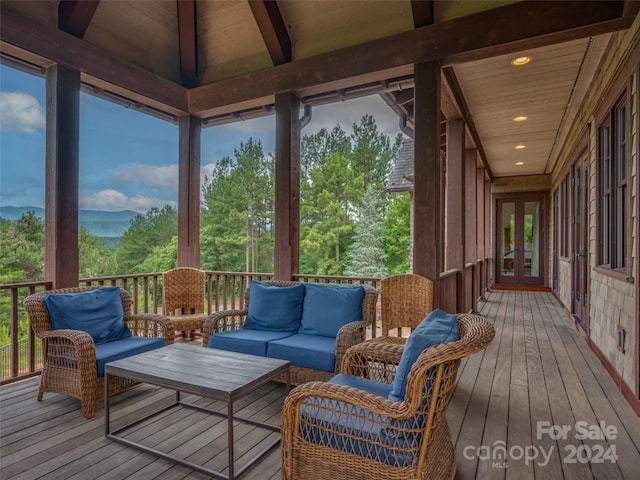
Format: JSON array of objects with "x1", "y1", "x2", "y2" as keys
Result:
[
  {"x1": 249, "y1": 0, "x2": 292, "y2": 65},
  {"x1": 58, "y1": 0, "x2": 99, "y2": 39},
  {"x1": 177, "y1": 0, "x2": 198, "y2": 88},
  {"x1": 1, "y1": 5, "x2": 188, "y2": 113},
  {"x1": 411, "y1": 0, "x2": 434, "y2": 28},
  {"x1": 177, "y1": 115, "x2": 201, "y2": 268},
  {"x1": 274, "y1": 92, "x2": 300, "y2": 280},
  {"x1": 413, "y1": 61, "x2": 441, "y2": 303},
  {"x1": 442, "y1": 66, "x2": 494, "y2": 181},
  {"x1": 190, "y1": 1, "x2": 630, "y2": 115},
  {"x1": 45, "y1": 64, "x2": 80, "y2": 288}
]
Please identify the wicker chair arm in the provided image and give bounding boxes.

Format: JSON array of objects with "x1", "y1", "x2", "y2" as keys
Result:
[
  {"x1": 37, "y1": 329, "x2": 98, "y2": 376},
  {"x1": 334, "y1": 319, "x2": 370, "y2": 372},
  {"x1": 125, "y1": 313, "x2": 175, "y2": 344},
  {"x1": 283, "y1": 381, "x2": 410, "y2": 421},
  {"x1": 340, "y1": 339, "x2": 405, "y2": 381},
  {"x1": 202, "y1": 309, "x2": 248, "y2": 347}
]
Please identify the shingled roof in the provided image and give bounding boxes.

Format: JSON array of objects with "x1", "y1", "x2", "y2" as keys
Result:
[{"x1": 387, "y1": 138, "x2": 414, "y2": 192}]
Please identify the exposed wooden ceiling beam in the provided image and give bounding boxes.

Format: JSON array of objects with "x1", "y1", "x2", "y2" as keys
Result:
[
  {"x1": 189, "y1": 1, "x2": 631, "y2": 116},
  {"x1": 249, "y1": 0, "x2": 291, "y2": 65},
  {"x1": 57, "y1": 0, "x2": 99, "y2": 39},
  {"x1": 442, "y1": 67, "x2": 494, "y2": 181},
  {"x1": 0, "y1": 5, "x2": 188, "y2": 114},
  {"x1": 177, "y1": 0, "x2": 198, "y2": 88},
  {"x1": 411, "y1": 0, "x2": 434, "y2": 28}
]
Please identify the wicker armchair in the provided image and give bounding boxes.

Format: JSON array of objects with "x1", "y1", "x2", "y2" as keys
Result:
[
  {"x1": 162, "y1": 267, "x2": 207, "y2": 338},
  {"x1": 281, "y1": 313, "x2": 495, "y2": 480},
  {"x1": 203, "y1": 280, "x2": 379, "y2": 385},
  {"x1": 24, "y1": 285, "x2": 174, "y2": 419},
  {"x1": 379, "y1": 273, "x2": 434, "y2": 338}
]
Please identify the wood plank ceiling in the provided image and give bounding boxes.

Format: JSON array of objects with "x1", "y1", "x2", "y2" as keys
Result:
[{"x1": 0, "y1": 0, "x2": 634, "y2": 178}]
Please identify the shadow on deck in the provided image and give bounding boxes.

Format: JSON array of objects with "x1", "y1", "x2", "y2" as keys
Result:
[{"x1": 1, "y1": 291, "x2": 639, "y2": 479}]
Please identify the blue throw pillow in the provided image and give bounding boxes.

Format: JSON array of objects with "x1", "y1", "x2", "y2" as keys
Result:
[
  {"x1": 388, "y1": 309, "x2": 459, "y2": 402},
  {"x1": 244, "y1": 281, "x2": 305, "y2": 332},
  {"x1": 44, "y1": 287, "x2": 131, "y2": 345},
  {"x1": 299, "y1": 283, "x2": 364, "y2": 337}
]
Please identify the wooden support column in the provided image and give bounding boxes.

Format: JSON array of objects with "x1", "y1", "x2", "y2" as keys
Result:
[
  {"x1": 413, "y1": 61, "x2": 441, "y2": 306},
  {"x1": 477, "y1": 168, "x2": 486, "y2": 298},
  {"x1": 274, "y1": 92, "x2": 300, "y2": 280},
  {"x1": 485, "y1": 178, "x2": 492, "y2": 286},
  {"x1": 464, "y1": 149, "x2": 477, "y2": 309},
  {"x1": 44, "y1": 64, "x2": 80, "y2": 288},
  {"x1": 445, "y1": 118, "x2": 465, "y2": 311},
  {"x1": 177, "y1": 115, "x2": 201, "y2": 267}
]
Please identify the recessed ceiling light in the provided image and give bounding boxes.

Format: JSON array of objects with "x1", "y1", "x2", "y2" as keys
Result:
[
  {"x1": 511, "y1": 56, "x2": 531, "y2": 66},
  {"x1": 515, "y1": 145, "x2": 526, "y2": 149},
  {"x1": 515, "y1": 161, "x2": 525, "y2": 165},
  {"x1": 514, "y1": 116, "x2": 528, "y2": 122}
]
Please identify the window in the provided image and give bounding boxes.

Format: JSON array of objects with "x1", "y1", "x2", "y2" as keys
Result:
[{"x1": 598, "y1": 94, "x2": 628, "y2": 270}]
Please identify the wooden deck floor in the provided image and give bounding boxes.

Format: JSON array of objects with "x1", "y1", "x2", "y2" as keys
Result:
[{"x1": 1, "y1": 290, "x2": 639, "y2": 479}]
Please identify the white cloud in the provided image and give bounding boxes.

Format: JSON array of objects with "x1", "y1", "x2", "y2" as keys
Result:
[
  {"x1": 112, "y1": 164, "x2": 178, "y2": 190},
  {"x1": 80, "y1": 189, "x2": 176, "y2": 213},
  {"x1": 0, "y1": 92, "x2": 46, "y2": 133}
]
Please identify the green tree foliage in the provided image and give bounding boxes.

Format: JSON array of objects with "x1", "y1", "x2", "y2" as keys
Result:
[
  {"x1": 79, "y1": 228, "x2": 117, "y2": 278},
  {"x1": 115, "y1": 205, "x2": 177, "y2": 274},
  {"x1": 0, "y1": 211, "x2": 44, "y2": 283},
  {"x1": 201, "y1": 138, "x2": 274, "y2": 273},
  {"x1": 345, "y1": 186, "x2": 388, "y2": 277},
  {"x1": 384, "y1": 191, "x2": 412, "y2": 275}
]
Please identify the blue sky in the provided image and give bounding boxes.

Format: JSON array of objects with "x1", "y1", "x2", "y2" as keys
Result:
[{"x1": 0, "y1": 63, "x2": 404, "y2": 213}]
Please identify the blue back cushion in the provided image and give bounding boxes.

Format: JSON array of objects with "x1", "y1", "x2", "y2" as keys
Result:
[
  {"x1": 244, "y1": 281, "x2": 305, "y2": 332},
  {"x1": 388, "y1": 309, "x2": 459, "y2": 402},
  {"x1": 44, "y1": 287, "x2": 132, "y2": 345},
  {"x1": 299, "y1": 284, "x2": 364, "y2": 337}
]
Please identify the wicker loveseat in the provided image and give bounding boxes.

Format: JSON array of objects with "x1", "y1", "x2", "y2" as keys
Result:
[
  {"x1": 281, "y1": 312, "x2": 495, "y2": 480},
  {"x1": 24, "y1": 285, "x2": 175, "y2": 419},
  {"x1": 202, "y1": 280, "x2": 378, "y2": 385}
]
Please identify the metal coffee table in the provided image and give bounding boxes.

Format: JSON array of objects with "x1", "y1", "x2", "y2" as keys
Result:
[{"x1": 104, "y1": 343, "x2": 290, "y2": 480}]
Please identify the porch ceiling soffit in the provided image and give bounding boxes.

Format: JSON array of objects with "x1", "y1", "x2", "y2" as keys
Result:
[{"x1": 188, "y1": 1, "x2": 632, "y2": 118}]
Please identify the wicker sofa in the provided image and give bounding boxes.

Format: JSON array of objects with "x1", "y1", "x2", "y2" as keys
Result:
[
  {"x1": 24, "y1": 285, "x2": 175, "y2": 419},
  {"x1": 202, "y1": 280, "x2": 378, "y2": 385}
]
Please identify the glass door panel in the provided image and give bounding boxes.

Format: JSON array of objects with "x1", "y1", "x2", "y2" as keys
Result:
[{"x1": 499, "y1": 202, "x2": 516, "y2": 277}]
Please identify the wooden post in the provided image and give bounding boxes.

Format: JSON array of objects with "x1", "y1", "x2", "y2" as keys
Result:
[
  {"x1": 44, "y1": 64, "x2": 80, "y2": 288},
  {"x1": 485, "y1": 177, "x2": 492, "y2": 287},
  {"x1": 476, "y1": 167, "x2": 486, "y2": 299},
  {"x1": 413, "y1": 61, "x2": 441, "y2": 306},
  {"x1": 177, "y1": 115, "x2": 201, "y2": 267},
  {"x1": 445, "y1": 118, "x2": 465, "y2": 311},
  {"x1": 465, "y1": 149, "x2": 477, "y2": 309},
  {"x1": 274, "y1": 92, "x2": 300, "y2": 280}
]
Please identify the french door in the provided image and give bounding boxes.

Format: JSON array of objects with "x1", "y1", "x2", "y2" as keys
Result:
[
  {"x1": 572, "y1": 154, "x2": 589, "y2": 330},
  {"x1": 496, "y1": 197, "x2": 545, "y2": 285}
]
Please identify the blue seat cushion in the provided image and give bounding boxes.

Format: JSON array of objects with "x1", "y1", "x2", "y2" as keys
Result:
[
  {"x1": 299, "y1": 284, "x2": 364, "y2": 337},
  {"x1": 44, "y1": 287, "x2": 131, "y2": 345},
  {"x1": 388, "y1": 309, "x2": 459, "y2": 402},
  {"x1": 267, "y1": 333, "x2": 335, "y2": 372},
  {"x1": 244, "y1": 281, "x2": 305, "y2": 332},
  {"x1": 299, "y1": 374, "x2": 414, "y2": 467},
  {"x1": 208, "y1": 329, "x2": 294, "y2": 357},
  {"x1": 96, "y1": 336, "x2": 166, "y2": 377}
]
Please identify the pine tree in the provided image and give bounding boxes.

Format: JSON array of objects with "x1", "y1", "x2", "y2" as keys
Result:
[{"x1": 345, "y1": 186, "x2": 388, "y2": 278}]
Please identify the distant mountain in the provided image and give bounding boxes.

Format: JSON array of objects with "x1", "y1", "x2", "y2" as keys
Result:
[{"x1": 0, "y1": 206, "x2": 138, "y2": 238}]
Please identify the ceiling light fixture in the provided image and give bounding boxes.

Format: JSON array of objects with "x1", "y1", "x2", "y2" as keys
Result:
[
  {"x1": 515, "y1": 161, "x2": 525, "y2": 165},
  {"x1": 514, "y1": 116, "x2": 528, "y2": 121},
  {"x1": 511, "y1": 56, "x2": 531, "y2": 66},
  {"x1": 515, "y1": 145, "x2": 526, "y2": 149}
]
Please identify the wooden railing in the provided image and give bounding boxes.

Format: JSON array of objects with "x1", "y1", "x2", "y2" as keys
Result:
[{"x1": 0, "y1": 266, "x2": 487, "y2": 385}]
